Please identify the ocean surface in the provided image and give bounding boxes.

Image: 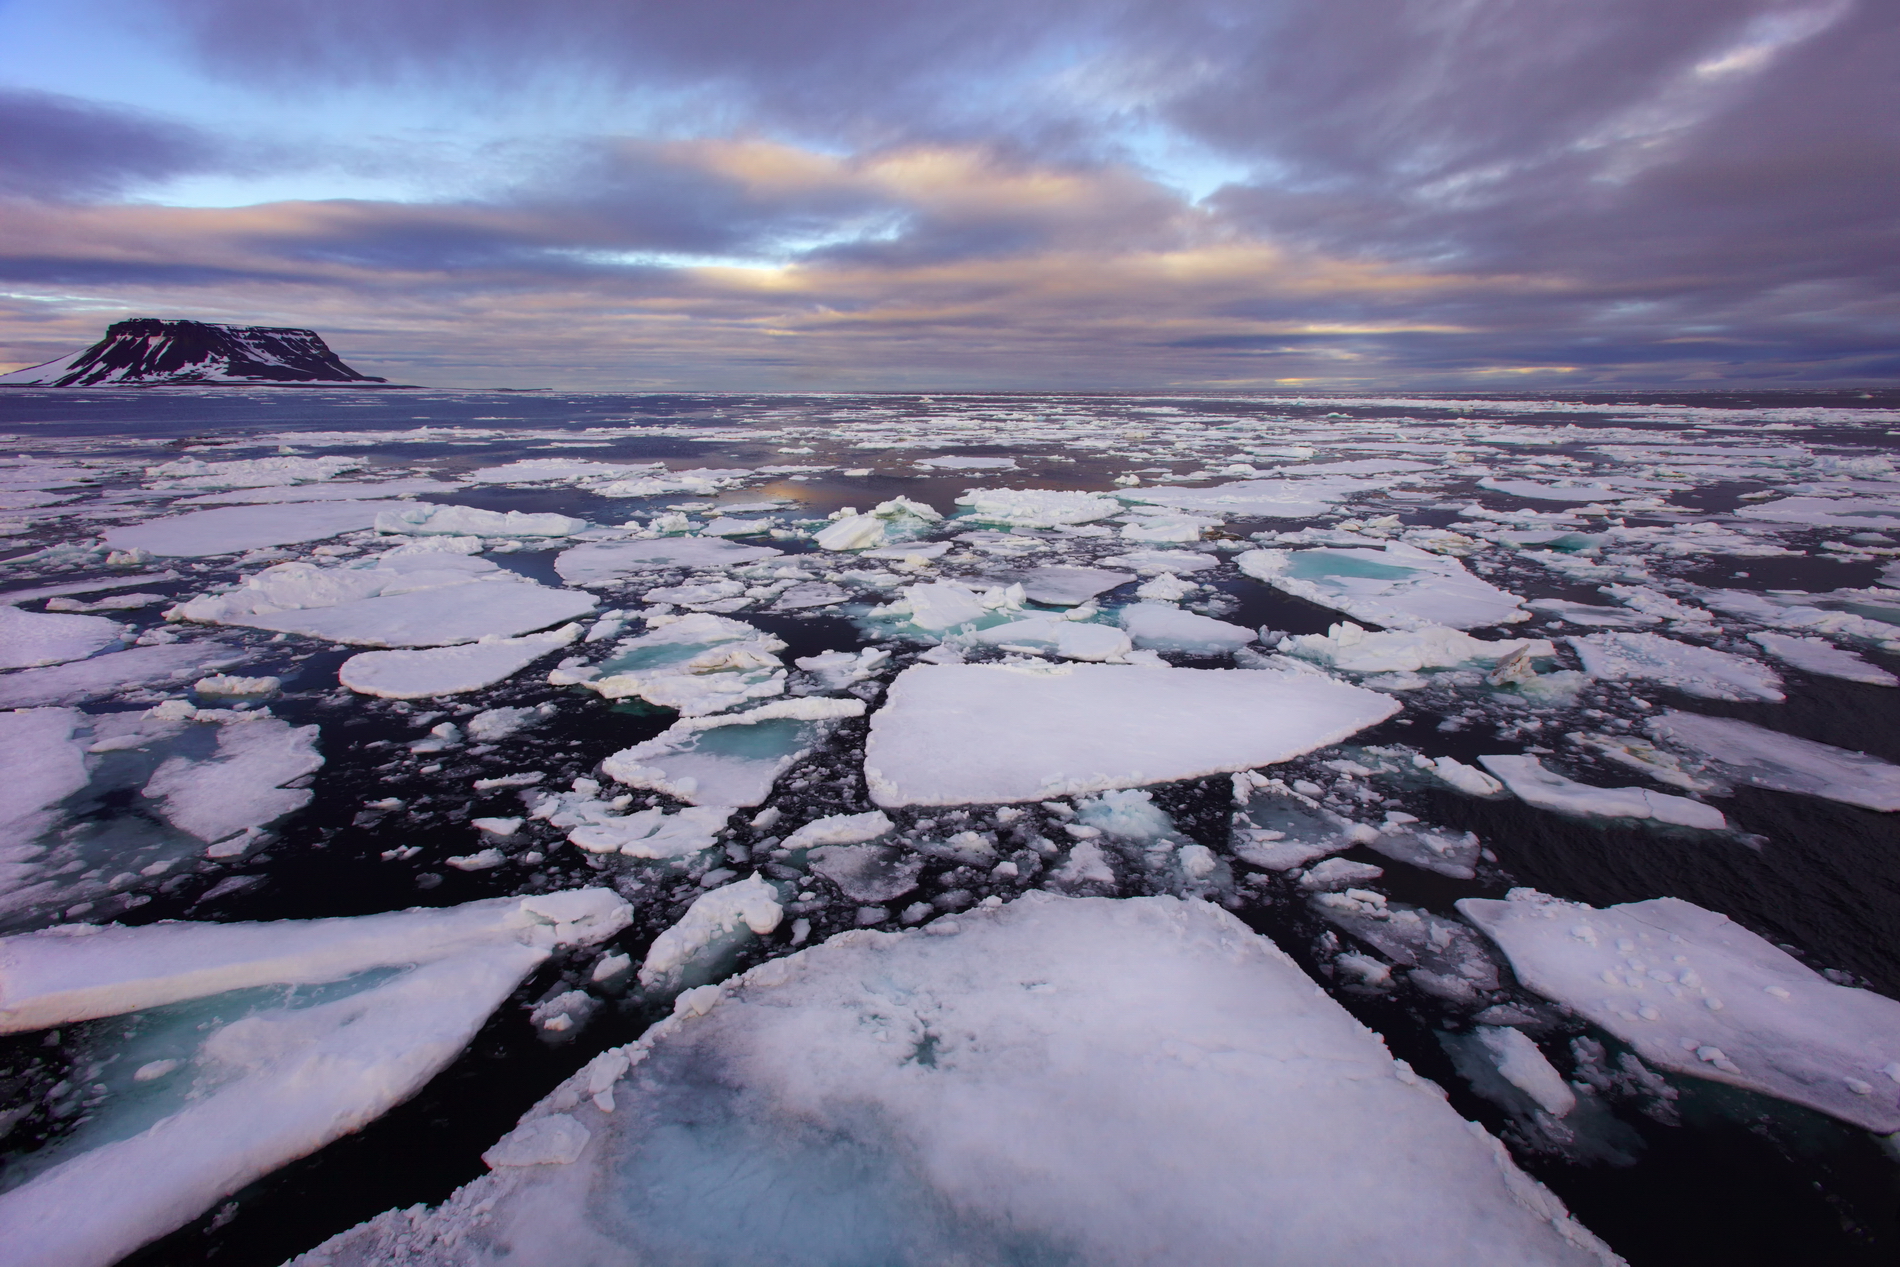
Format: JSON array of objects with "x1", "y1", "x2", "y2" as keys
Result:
[{"x1": 2, "y1": 387, "x2": 1899, "y2": 1266}]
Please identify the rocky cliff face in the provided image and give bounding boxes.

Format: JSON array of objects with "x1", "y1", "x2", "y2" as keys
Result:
[{"x1": 0, "y1": 319, "x2": 390, "y2": 386}]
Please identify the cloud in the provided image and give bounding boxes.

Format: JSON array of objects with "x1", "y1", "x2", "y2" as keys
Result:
[{"x1": 0, "y1": 89, "x2": 222, "y2": 201}]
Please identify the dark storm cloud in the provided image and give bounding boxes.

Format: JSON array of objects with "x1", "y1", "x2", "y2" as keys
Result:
[{"x1": 0, "y1": 89, "x2": 221, "y2": 201}]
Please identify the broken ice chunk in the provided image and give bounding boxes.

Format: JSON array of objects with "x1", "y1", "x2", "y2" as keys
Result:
[
  {"x1": 1478, "y1": 754, "x2": 1726, "y2": 829},
  {"x1": 1237, "y1": 544, "x2": 1529, "y2": 630},
  {"x1": 1570, "y1": 631, "x2": 1783, "y2": 702},
  {"x1": 953, "y1": 488, "x2": 1122, "y2": 528},
  {"x1": 339, "y1": 624, "x2": 582, "y2": 698},
  {"x1": 973, "y1": 615, "x2": 1133, "y2": 662},
  {"x1": 142, "y1": 716, "x2": 324, "y2": 847},
  {"x1": 1300, "y1": 858, "x2": 1385, "y2": 890},
  {"x1": 1746, "y1": 631, "x2": 1897, "y2": 686},
  {"x1": 578, "y1": 612, "x2": 786, "y2": 715},
  {"x1": 1474, "y1": 1026, "x2": 1578, "y2": 1118},
  {"x1": 600, "y1": 697, "x2": 865, "y2": 806},
  {"x1": 534, "y1": 794, "x2": 734, "y2": 860},
  {"x1": 1461, "y1": 890, "x2": 1900, "y2": 1132},
  {"x1": 1012, "y1": 565, "x2": 1135, "y2": 607},
  {"x1": 0, "y1": 605, "x2": 127, "y2": 669},
  {"x1": 637, "y1": 874, "x2": 783, "y2": 993},
  {"x1": 793, "y1": 647, "x2": 891, "y2": 691},
  {"x1": 375, "y1": 503, "x2": 587, "y2": 538},
  {"x1": 553, "y1": 537, "x2": 783, "y2": 586},
  {"x1": 809, "y1": 844, "x2": 925, "y2": 902},
  {"x1": 1284, "y1": 622, "x2": 1553, "y2": 674},
  {"x1": 1117, "y1": 603, "x2": 1254, "y2": 654},
  {"x1": 1647, "y1": 710, "x2": 1900, "y2": 812},
  {"x1": 813, "y1": 497, "x2": 942, "y2": 551}
]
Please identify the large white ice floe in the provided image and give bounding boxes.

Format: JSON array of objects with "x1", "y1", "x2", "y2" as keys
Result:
[
  {"x1": 1460, "y1": 890, "x2": 1900, "y2": 1134},
  {"x1": 0, "y1": 643, "x2": 243, "y2": 708},
  {"x1": 1283, "y1": 621, "x2": 1553, "y2": 673},
  {"x1": 637, "y1": 873, "x2": 783, "y2": 993},
  {"x1": 339, "y1": 625, "x2": 583, "y2": 699},
  {"x1": 1734, "y1": 495, "x2": 1900, "y2": 529},
  {"x1": 553, "y1": 537, "x2": 783, "y2": 586},
  {"x1": 0, "y1": 707, "x2": 91, "y2": 857},
  {"x1": 1477, "y1": 754, "x2": 1727, "y2": 829},
  {"x1": 0, "y1": 604, "x2": 127, "y2": 668},
  {"x1": 373, "y1": 503, "x2": 589, "y2": 538},
  {"x1": 601, "y1": 698, "x2": 866, "y2": 806},
  {"x1": 0, "y1": 890, "x2": 632, "y2": 1267},
  {"x1": 952, "y1": 487, "x2": 1122, "y2": 528},
  {"x1": 141, "y1": 716, "x2": 325, "y2": 847},
  {"x1": 1647, "y1": 710, "x2": 1900, "y2": 812},
  {"x1": 1745, "y1": 631, "x2": 1898, "y2": 686},
  {"x1": 1569, "y1": 632, "x2": 1784, "y2": 702},
  {"x1": 811, "y1": 497, "x2": 942, "y2": 551},
  {"x1": 1117, "y1": 601, "x2": 1255, "y2": 654},
  {"x1": 179, "y1": 478, "x2": 458, "y2": 506},
  {"x1": 1120, "y1": 475, "x2": 1383, "y2": 519},
  {"x1": 144, "y1": 456, "x2": 361, "y2": 490},
  {"x1": 1013, "y1": 564, "x2": 1134, "y2": 606},
  {"x1": 865, "y1": 662, "x2": 1401, "y2": 806},
  {"x1": 1238, "y1": 543, "x2": 1529, "y2": 630},
  {"x1": 171, "y1": 554, "x2": 595, "y2": 648},
  {"x1": 566, "y1": 613, "x2": 786, "y2": 716},
  {"x1": 972, "y1": 614, "x2": 1134, "y2": 662},
  {"x1": 101, "y1": 501, "x2": 412, "y2": 558},
  {"x1": 294, "y1": 895, "x2": 1618, "y2": 1267}
]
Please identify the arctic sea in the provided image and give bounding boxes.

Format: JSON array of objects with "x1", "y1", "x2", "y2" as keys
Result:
[{"x1": 2, "y1": 387, "x2": 1899, "y2": 1267}]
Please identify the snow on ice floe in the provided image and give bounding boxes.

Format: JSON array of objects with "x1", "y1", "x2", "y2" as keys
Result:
[
  {"x1": 913, "y1": 455, "x2": 1018, "y2": 470},
  {"x1": 972, "y1": 614, "x2": 1134, "y2": 662},
  {"x1": 1734, "y1": 495, "x2": 1900, "y2": 530},
  {"x1": 637, "y1": 874, "x2": 783, "y2": 993},
  {"x1": 865, "y1": 662, "x2": 1400, "y2": 806},
  {"x1": 1120, "y1": 475, "x2": 1384, "y2": 519},
  {"x1": 1476, "y1": 478, "x2": 1647, "y2": 503},
  {"x1": 0, "y1": 643, "x2": 244, "y2": 709},
  {"x1": 1459, "y1": 890, "x2": 1900, "y2": 1133},
  {"x1": 172, "y1": 554, "x2": 596, "y2": 648},
  {"x1": 562, "y1": 612, "x2": 786, "y2": 716},
  {"x1": 553, "y1": 537, "x2": 783, "y2": 586},
  {"x1": 139, "y1": 714, "x2": 323, "y2": 850},
  {"x1": 0, "y1": 891, "x2": 631, "y2": 1267},
  {"x1": 144, "y1": 456, "x2": 362, "y2": 490},
  {"x1": 1648, "y1": 711, "x2": 1900, "y2": 812},
  {"x1": 812, "y1": 497, "x2": 942, "y2": 551},
  {"x1": 1282, "y1": 622, "x2": 1553, "y2": 674},
  {"x1": 1569, "y1": 632, "x2": 1783, "y2": 702},
  {"x1": 101, "y1": 501, "x2": 413, "y2": 558},
  {"x1": 373, "y1": 503, "x2": 589, "y2": 538},
  {"x1": 178, "y1": 478, "x2": 459, "y2": 506},
  {"x1": 1012, "y1": 564, "x2": 1133, "y2": 606},
  {"x1": 953, "y1": 487, "x2": 1122, "y2": 528},
  {"x1": 1746, "y1": 631, "x2": 1898, "y2": 686},
  {"x1": 0, "y1": 707, "x2": 91, "y2": 857},
  {"x1": 528, "y1": 785, "x2": 732, "y2": 859},
  {"x1": 0, "y1": 604, "x2": 127, "y2": 668},
  {"x1": 601, "y1": 698, "x2": 866, "y2": 806},
  {"x1": 1238, "y1": 543, "x2": 1529, "y2": 630},
  {"x1": 462, "y1": 458, "x2": 663, "y2": 486},
  {"x1": 1097, "y1": 547, "x2": 1219, "y2": 575},
  {"x1": 1117, "y1": 602, "x2": 1254, "y2": 654},
  {"x1": 1477, "y1": 754, "x2": 1727, "y2": 830},
  {"x1": 339, "y1": 624, "x2": 583, "y2": 699},
  {"x1": 297, "y1": 896, "x2": 1617, "y2": 1267}
]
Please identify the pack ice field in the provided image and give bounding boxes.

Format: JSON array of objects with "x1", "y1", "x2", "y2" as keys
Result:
[{"x1": 2, "y1": 389, "x2": 1899, "y2": 1267}]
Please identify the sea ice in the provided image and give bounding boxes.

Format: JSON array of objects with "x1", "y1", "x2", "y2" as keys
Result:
[
  {"x1": 1570, "y1": 632, "x2": 1784, "y2": 702},
  {"x1": 971, "y1": 615, "x2": 1133, "y2": 662},
  {"x1": 1096, "y1": 548, "x2": 1218, "y2": 575},
  {"x1": 808, "y1": 843, "x2": 925, "y2": 903},
  {"x1": 1238, "y1": 544, "x2": 1529, "y2": 630},
  {"x1": 0, "y1": 707, "x2": 90, "y2": 859},
  {"x1": 145, "y1": 456, "x2": 360, "y2": 490},
  {"x1": 636, "y1": 874, "x2": 783, "y2": 992},
  {"x1": 572, "y1": 613, "x2": 786, "y2": 716},
  {"x1": 1311, "y1": 890, "x2": 1501, "y2": 1003},
  {"x1": 102, "y1": 501, "x2": 410, "y2": 558},
  {"x1": 554, "y1": 537, "x2": 783, "y2": 586},
  {"x1": 180, "y1": 479, "x2": 458, "y2": 506},
  {"x1": 225, "y1": 582, "x2": 594, "y2": 649},
  {"x1": 1746, "y1": 631, "x2": 1898, "y2": 686},
  {"x1": 0, "y1": 892, "x2": 631, "y2": 1267},
  {"x1": 339, "y1": 625, "x2": 583, "y2": 698},
  {"x1": 812, "y1": 498, "x2": 942, "y2": 551},
  {"x1": 300, "y1": 896, "x2": 1617, "y2": 1267},
  {"x1": 952, "y1": 488, "x2": 1122, "y2": 527},
  {"x1": 1735, "y1": 495, "x2": 1900, "y2": 530},
  {"x1": 1117, "y1": 602, "x2": 1255, "y2": 654},
  {"x1": 1647, "y1": 711, "x2": 1900, "y2": 812},
  {"x1": 600, "y1": 698, "x2": 865, "y2": 806},
  {"x1": 0, "y1": 643, "x2": 244, "y2": 708},
  {"x1": 1012, "y1": 565, "x2": 1134, "y2": 607},
  {"x1": 1477, "y1": 755, "x2": 1727, "y2": 829},
  {"x1": 1121, "y1": 476, "x2": 1381, "y2": 519},
  {"x1": 374, "y1": 504, "x2": 588, "y2": 538},
  {"x1": 1283, "y1": 622, "x2": 1553, "y2": 673},
  {"x1": 529, "y1": 790, "x2": 732, "y2": 859},
  {"x1": 865, "y1": 662, "x2": 1400, "y2": 806},
  {"x1": 0, "y1": 605, "x2": 126, "y2": 668},
  {"x1": 793, "y1": 647, "x2": 890, "y2": 691},
  {"x1": 1460, "y1": 890, "x2": 1900, "y2": 1132},
  {"x1": 142, "y1": 717, "x2": 325, "y2": 846}
]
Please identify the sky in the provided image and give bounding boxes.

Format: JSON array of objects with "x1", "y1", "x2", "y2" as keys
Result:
[{"x1": 0, "y1": 0, "x2": 1893, "y2": 390}]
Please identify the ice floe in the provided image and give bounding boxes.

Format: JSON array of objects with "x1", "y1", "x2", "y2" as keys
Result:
[
  {"x1": 1238, "y1": 543, "x2": 1530, "y2": 630},
  {"x1": 1460, "y1": 890, "x2": 1900, "y2": 1133},
  {"x1": 637, "y1": 874, "x2": 783, "y2": 993},
  {"x1": 566, "y1": 613, "x2": 786, "y2": 715},
  {"x1": 1282, "y1": 622, "x2": 1552, "y2": 673},
  {"x1": 142, "y1": 716, "x2": 325, "y2": 848},
  {"x1": 528, "y1": 787, "x2": 732, "y2": 859},
  {"x1": 0, "y1": 643, "x2": 244, "y2": 708},
  {"x1": 0, "y1": 891, "x2": 630, "y2": 1267},
  {"x1": 553, "y1": 537, "x2": 783, "y2": 586},
  {"x1": 373, "y1": 503, "x2": 589, "y2": 538},
  {"x1": 296, "y1": 895, "x2": 1616, "y2": 1267},
  {"x1": 865, "y1": 662, "x2": 1400, "y2": 806},
  {"x1": 1012, "y1": 565, "x2": 1134, "y2": 606},
  {"x1": 101, "y1": 501, "x2": 412, "y2": 558},
  {"x1": 601, "y1": 697, "x2": 865, "y2": 806},
  {"x1": 1745, "y1": 631, "x2": 1897, "y2": 685},
  {"x1": 971, "y1": 614, "x2": 1134, "y2": 662},
  {"x1": 1117, "y1": 602, "x2": 1254, "y2": 653},
  {"x1": 953, "y1": 487, "x2": 1122, "y2": 527},
  {"x1": 1570, "y1": 632, "x2": 1784, "y2": 702},
  {"x1": 0, "y1": 604, "x2": 127, "y2": 668},
  {"x1": 811, "y1": 497, "x2": 942, "y2": 551},
  {"x1": 1647, "y1": 711, "x2": 1900, "y2": 812},
  {"x1": 339, "y1": 624, "x2": 583, "y2": 698},
  {"x1": 1478, "y1": 754, "x2": 1727, "y2": 829}
]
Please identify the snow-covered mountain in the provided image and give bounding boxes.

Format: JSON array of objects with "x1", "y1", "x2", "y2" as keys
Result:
[{"x1": 0, "y1": 319, "x2": 395, "y2": 387}]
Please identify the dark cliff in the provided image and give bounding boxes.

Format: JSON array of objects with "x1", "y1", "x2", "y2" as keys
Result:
[{"x1": 0, "y1": 319, "x2": 394, "y2": 387}]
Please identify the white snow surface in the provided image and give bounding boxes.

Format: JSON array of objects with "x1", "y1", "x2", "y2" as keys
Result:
[
  {"x1": 1121, "y1": 476, "x2": 1381, "y2": 519},
  {"x1": 865, "y1": 662, "x2": 1401, "y2": 806},
  {"x1": 554, "y1": 537, "x2": 783, "y2": 585},
  {"x1": 1238, "y1": 544, "x2": 1529, "y2": 630},
  {"x1": 102, "y1": 501, "x2": 412, "y2": 558},
  {"x1": 600, "y1": 698, "x2": 864, "y2": 806},
  {"x1": 637, "y1": 874, "x2": 783, "y2": 991},
  {"x1": 0, "y1": 707, "x2": 90, "y2": 857},
  {"x1": 1570, "y1": 632, "x2": 1784, "y2": 702},
  {"x1": 1477, "y1": 755, "x2": 1727, "y2": 829},
  {"x1": 1284, "y1": 622, "x2": 1553, "y2": 673},
  {"x1": 1014, "y1": 565, "x2": 1134, "y2": 606},
  {"x1": 779, "y1": 811, "x2": 895, "y2": 851},
  {"x1": 1648, "y1": 710, "x2": 1900, "y2": 812},
  {"x1": 1116, "y1": 602, "x2": 1255, "y2": 653},
  {"x1": 953, "y1": 487, "x2": 1122, "y2": 527},
  {"x1": 339, "y1": 625, "x2": 582, "y2": 698},
  {"x1": 1460, "y1": 890, "x2": 1900, "y2": 1133},
  {"x1": 0, "y1": 892, "x2": 630, "y2": 1267},
  {"x1": 141, "y1": 716, "x2": 325, "y2": 844},
  {"x1": 295, "y1": 895, "x2": 1618, "y2": 1267},
  {"x1": 0, "y1": 643, "x2": 243, "y2": 708},
  {"x1": 374, "y1": 503, "x2": 588, "y2": 538},
  {"x1": 0, "y1": 605, "x2": 126, "y2": 668},
  {"x1": 972, "y1": 614, "x2": 1134, "y2": 662},
  {"x1": 1746, "y1": 631, "x2": 1898, "y2": 685}
]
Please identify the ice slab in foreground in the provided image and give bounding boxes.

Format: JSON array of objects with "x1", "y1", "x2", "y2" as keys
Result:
[
  {"x1": 0, "y1": 643, "x2": 243, "y2": 708},
  {"x1": 0, "y1": 605, "x2": 126, "y2": 669},
  {"x1": 101, "y1": 501, "x2": 411, "y2": 558},
  {"x1": 339, "y1": 625, "x2": 582, "y2": 698},
  {"x1": 1570, "y1": 632, "x2": 1784, "y2": 702},
  {"x1": 1746, "y1": 631, "x2": 1898, "y2": 686},
  {"x1": 865, "y1": 662, "x2": 1401, "y2": 806},
  {"x1": 554, "y1": 538, "x2": 782, "y2": 586},
  {"x1": 295, "y1": 895, "x2": 1617, "y2": 1267},
  {"x1": 1238, "y1": 544, "x2": 1529, "y2": 630},
  {"x1": 0, "y1": 891, "x2": 632, "y2": 1267},
  {"x1": 1460, "y1": 890, "x2": 1900, "y2": 1134},
  {"x1": 1477, "y1": 754, "x2": 1727, "y2": 830},
  {"x1": 1647, "y1": 710, "x2": 1900, "y2": 812},
  {"x1": 601, "y1": 698, "x2": 865, "y2": 806}
]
